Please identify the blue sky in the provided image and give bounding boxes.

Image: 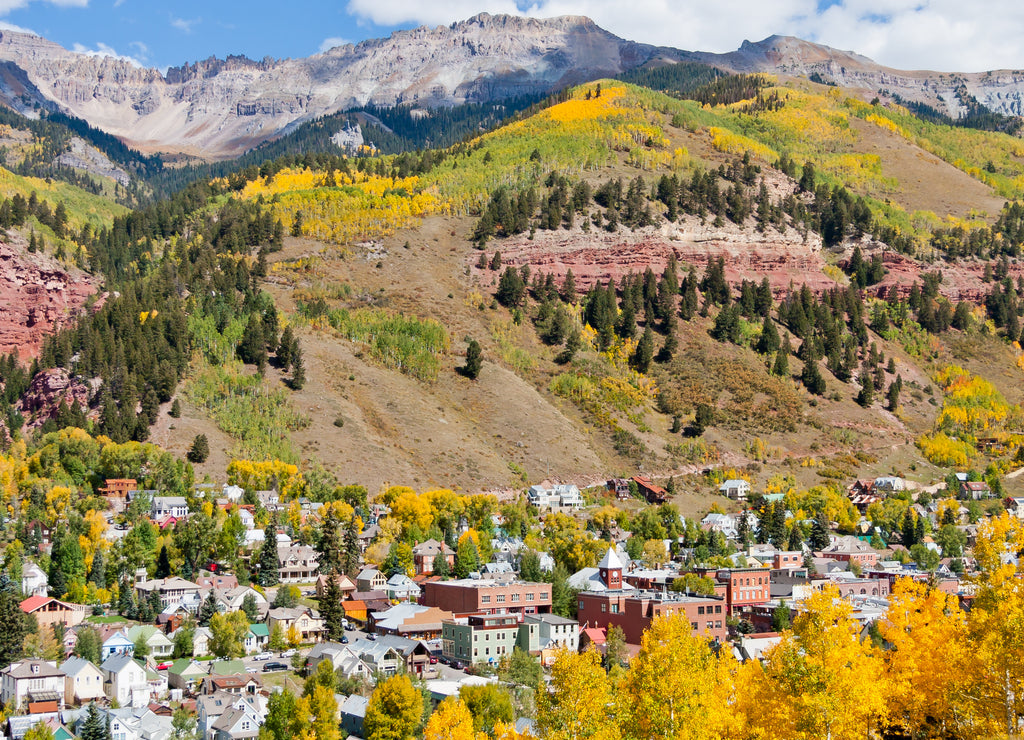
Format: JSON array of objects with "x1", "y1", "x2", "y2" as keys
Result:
[{"x1": 5, "y1": 0, "x2": 1024, "y2": 73}]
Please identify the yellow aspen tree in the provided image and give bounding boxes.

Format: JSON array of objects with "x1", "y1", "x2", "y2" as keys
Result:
[
  {"x1": 422, "y1": 698, "x2": 482, "y2": 740},
  {"x1": 877, "y1": 578, "x2": 970, "y2": 738},
  {"x1": 536, "y1": 648, "x2": 619, "y2": 740},
  {"x1": 619, "y1": 613, "x2": 734, "y2": 740},
  {"x1": 751, "y1": 585, "x2": 887, "y2": 740},
  {"x1": 363, "y1": 673, "x2": 423, "y2": 740}
]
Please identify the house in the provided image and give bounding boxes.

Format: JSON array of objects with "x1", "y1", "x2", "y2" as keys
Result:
[
  {"x1": 526, "y1": 483, "x2": 584, "y2": 510},
  {"x1": 961, "y1": 481, "x2": 992, "y2": 500},
  {"x1": 712, "y1": 567, "x2": 772, "y2": 613},
  {"x1": 101, "y1": 653, "x2": 151, "y2": 707},
  {"x1": 21, "y1": 562, "x2": 48, "y2": 597},
  {"x1": 267, "y1": 607, "x2": 325, "y2": 642},
  {"x1": 370, "y1": 603, "x2": 453, "y2": 639},
  {"x1": 339, "y1": 695, "x2": 369, "y2": 738},
  {"x1": 222, "y1": 484, "x2": 245, "y2": 502},
  {"x1": 820, "y1": 535, "x2": 880, "y2": 568},
  {"x1": 631, "y1": 476, "x2": 668, "y2": 504},
  {"x1": 244, "y1": 624, "x2": 269, "y2": 654},
  {"x1": 19, "y1": 596, "x2": 87, "y2": 630},
  {"x1": 167, "y1": 659, "x2": 207, "y2": 692},
  {"x1": 314, "y1": 573, "x2": 356, "y2": 599},
  {"x1": 61, "y1": 657, "x2": 105, "y2": 706},
  {"x1": 1, "y1": 660, "x2": 66, "y2": 713},
  {"x1": 718, "y1": 479, "x2": 751, "y2": 501},
  {"x1": 211, "y1": 586, "x2": 268, "y2": 618},
  {"x1": 101, "y1": 631, "x2": 135, "y2": 660},
  {"x1": 349, "y1": 635, "x2": 431, "y2": 676},
  {"x1": 100, "y1": 479, "x2": 137, "y2": 511},
  {"x1": 607, "y1": 478, "x2": 631, "y2": 500},
  {"x1": 200, "y1": 675, "x2": 261, "y2": 696},
  {"x1": 196, "y1": 574, "x2": 240, "y2": 591},
  {"x1": 411, "y1": 539, "x2": 455, "y2": 575},
  {"x1": 277, "y1": 545, "x2": 318, "y2": 583},
  {"x1": 209, "y1": 698, "x2": 263, "y2": 740},
  {"x1": 385, "y1": 573, "x2": 421, "y2": 602},
  {"x1": 305, "y1": 643, "x2": 373, "y2": 680},
  {"x1": 198, "y1": 692, "x2": 266, "y2": 740},
  {"x1": 1006, "y1": 497, "x2": 1024, "y2": 520},
  {"x1": 151, "y1": 497, "x2": 189, "y2": 521},
  {"x1": 356, "y1": 567, "x2": 388, "y2": 592},
  {"x1": 126, "y1": 625, "x2": 174, "y2": 658},
  {"x1": 874, "y1": 476, "x2": 906, "y2": 492},
  {"x1": 135, "y1": 577, "x2": 203, "y2": 611},
  {"x1": 525, "y1": 613, "x2": 579, "y2": 654}
]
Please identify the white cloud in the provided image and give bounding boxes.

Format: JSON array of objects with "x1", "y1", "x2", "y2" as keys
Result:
[
  {"x1": 0, "y1": 19, "x2": 36, "y2": 34},
  {"x1": 344, "y1": 0, "x2": 1024, "y2": 73},
  {"x1": 71, "y1": 40, "x2": 143, "y2": 66},
  {"x1": 318, "y1": 36, "x2": 351, "y2": 53},
  {"x1": 170, "y1": 16, "x2": 199, "y2": 33}
]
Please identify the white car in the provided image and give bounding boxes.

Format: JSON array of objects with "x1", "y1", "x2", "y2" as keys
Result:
[
  {"x1": 253, "y1": 652, "x2": 273, "y2": 661},
  {"x1": 281, "y1": 648, "x2": 297, "y2": 658}
]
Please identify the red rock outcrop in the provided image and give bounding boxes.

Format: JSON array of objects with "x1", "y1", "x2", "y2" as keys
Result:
[
  {"x1": 474, "y1": 217, "x2": 840, "y2": 296},
  {"x1": 15, "y1": 367, "x2": 98, "y2": 431},
  {"x1": 0, "y1": 237, "x2": 98, "y2": 360}
]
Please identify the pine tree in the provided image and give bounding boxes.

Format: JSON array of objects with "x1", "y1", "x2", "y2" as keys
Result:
[
  {"x1": 432, "y1": 551, "x2": 450, "y2": 578},
  {"x1": 319, "y1": 575, "x2": 345, "y2": 641},
  {"x1": 277, "y1": 325, "x2": 294, "y2": 370},
  {"x1": 198, "y1": 592, "x2": 219, "y2": 626},
  {"x1": 187, "y1": 434, "x2": 209, "y2": 463},
  {"x1": 155, "y1": 545, "x2": 172, "y2": 578},
  {"x1": 460, "y1": 339, "x2": 482, "y2": 379},
  {"x1": 169, "y1": 399, "x2": 181, "y2": 418},
  {"x1": 258, "y1": 517, "x2": 281, "y2": 587},
  {"x1": 315, "y1": 512, "x2": 343, "y2": 576},
  {"x1": 810, "y1": 511, "x2": 831, "y2": 551},
  {"x1": 0, "y1": 575, "x2": 28, "y2": 667},
  {"x1": 632, "y1": 326, "x2": 655, "y2": 373},
  {"x1": 80, "y1": 703, "x2": 109, "y2": 740},
  {"x1": 290, "y1": 344, "x2": 306, "y2": 390},
  {"x1": 857, "y1": 372, "x2": 874, "y2": 407},
  {"x1": 241, "y1": 593, "x2": 260, "y2": 622},
  {"x1": 342, "y1": 516, "x2": 360, "y2": 577},
  {"x1": 561, "y1": 269, "x2": 577, "y2": 303}
]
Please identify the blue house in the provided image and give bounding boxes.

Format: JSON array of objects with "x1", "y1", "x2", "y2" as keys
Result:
[{"x1": 101, "y1": 630, "x2": 134, "y2": 661}]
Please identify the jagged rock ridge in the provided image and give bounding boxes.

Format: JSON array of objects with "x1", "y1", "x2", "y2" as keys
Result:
[{"x1": 0, "y1": 14, "x2": 663, "y2": 158}]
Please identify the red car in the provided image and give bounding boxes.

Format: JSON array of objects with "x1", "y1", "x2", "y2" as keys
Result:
[
  {"x1": 429, "y1": 656, "x2": 438, "y2": 664},
  {"x1": 156, "y1": 662, "x2": 173, "y2": 671}
]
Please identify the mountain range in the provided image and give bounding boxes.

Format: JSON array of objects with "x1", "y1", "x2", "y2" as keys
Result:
[{"x1": 2, "y1": 13, "x2": 1024, "y2": 159}]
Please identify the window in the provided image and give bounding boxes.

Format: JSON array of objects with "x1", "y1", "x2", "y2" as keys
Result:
[
  {"x1": 496, "y1": 594, "x2": 506, "y2": 603},
  {"x1": 698, "y1": 606, "x2": 705, "y2": 615},
  {"x1": 241, "y1": 722, "x2": 251, "y2": 732},
  {"x1": 715, "y1": 605, "x2": 722, "y2": 614},
  {"x1": 691, "y1": 623, "x2": 698, "y2": 630},
  {"x1": 601, "y1": 604, "x2": 607, "y2": 612},
  {"x1": 706, "y1": 621, "x2": 713, "y2": 630},
  {"x1": 610, "y1": 604, "x2": 619, "y2": 614},
  {"x1": 715, "y1": 621, "x2": 722, "y2": 628},
  {"x1": 481, "y1": 595, "x2": 491, "y2": 604},
  {"x1": 526, "y1": 593, "x2": 535, "y2": 601},
  {"x1": 579, "y1": 600, "x2": 584, "y2": 611},
  {"x1": 511, "y1": 593, "x2": 520, "y2": 602}
]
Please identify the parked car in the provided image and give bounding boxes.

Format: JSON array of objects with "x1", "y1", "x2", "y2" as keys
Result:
[
  {"x1": 280, "y1": 648, "x2": 297, "y2": 658},
  {"x1": 429, "y1": 656, "x2": 438, "y2": 664},
  {"x1": 155, "y1": 662, "x2": 173, "y2": 671},
  {"x1": 340, "y1": 635, "x2": 349, "y2": 644},
  {"x1": 263, "y1": 661, "x2": 288, "y2": 672},
  {"x1": 450, "y1": 660, "x2": 463, "y2": 670},
  {"x1": 253, "y1": 651, "x2": 273, "y2": 661},
  {"x1": 365, "y1": 633, "x2": 377, "y2": 641}
]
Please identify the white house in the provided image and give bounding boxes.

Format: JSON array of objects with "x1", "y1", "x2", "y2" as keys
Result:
[
  {"x1": 151, "y1": 497, "x2": 189, "y2": 520},
  {"x1": 719, "y1": 479, "x2": 751, "y2": 501},
  {"x1": 527, "y1": 483, "x2": 583, "y2": 510},
  {"x1": 525, "y1": 613, "x2": 579, "y2": 652},
  {"x1": 20, "y1": 562, "x2": 48, "y2": 597},
  {"x1": 385, "y1": 574, "x2": 421, "y2": 602},
  {"x1": 1, "y1": 659, "x2": 66, "y2": 712},
  {"x1": 222, "y1": 484, "x2": 245, "y2": 502},
  {"x1": 61, "y1": 657, "x2": 105, "y2": 706},
  {"x1": 101, "y1": 630, "x2": 134, "y2": 660},
  {"x1": 126, "y1": 625, "x2": 174, "y2": 658},
  {"x1": 101, "y1": 653, "x2": 151, "y2": 707}
]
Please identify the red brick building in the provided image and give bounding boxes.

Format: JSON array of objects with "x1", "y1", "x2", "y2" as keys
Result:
[
  {"x1": 713, "y1": 567, "x2": 772, "y2": 614},
  {"x1": 577, "y1": 548, "x2": 728, "y2": 644},
  {"x1": 420, "y1": 579, "x2": 551, "y2": 618}
]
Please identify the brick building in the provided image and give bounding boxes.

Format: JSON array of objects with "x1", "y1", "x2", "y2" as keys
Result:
[
  {"x1": 577, "y1": 548, "x2": 728, "y2": 644},
  {"x1": 420, "y1": 579, "x2": 551, "y2": 618}
]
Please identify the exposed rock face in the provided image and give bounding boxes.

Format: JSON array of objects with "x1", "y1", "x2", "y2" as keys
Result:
[
  {"x1": 477, "y1": 216, "x2": 839, "y2": 296},
  {"x1": 0, "y1": 237, "x2": 98, "y2": 360},
  {"x1": 15, "y1": 367, "x2": 96, "y2": 430},
  {"x1": 55, "y1": 137, "x2": 130, "y2": 186},
  {"x1": 683, "y1": 35, "x2": 1024, "y2": 119},
  {"x1": 0, "y1": 14, "x2": 662, "y2": 158}
]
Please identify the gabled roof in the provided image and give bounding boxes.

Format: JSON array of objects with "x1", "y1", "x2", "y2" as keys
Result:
[
  {"x1": 339, "y1": 694, "x2": 368, "y2": 719},
  {"x1": 19, "y1": 595, "x2": 54, "y2": 612},
  {"x1": 101, "y1": 653, "x2": 145, "y2": 674},
  {"x1": 3, "y1": 659, "x2": 64, "y2": 679},
  {"x1": 60, "y1": 656, "x2": 101, "y2": 678},
  {"x1": 249, "y1": 623, "x2": 269, "y2": 638}
]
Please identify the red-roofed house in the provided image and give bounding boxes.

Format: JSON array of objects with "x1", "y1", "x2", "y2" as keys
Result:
[
  {"x1": 20, "y1": 596, "x2": 87, "y2": 630},
  {"x1": 631, "y1": 476, "x2": 668, "y2": 504}
]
